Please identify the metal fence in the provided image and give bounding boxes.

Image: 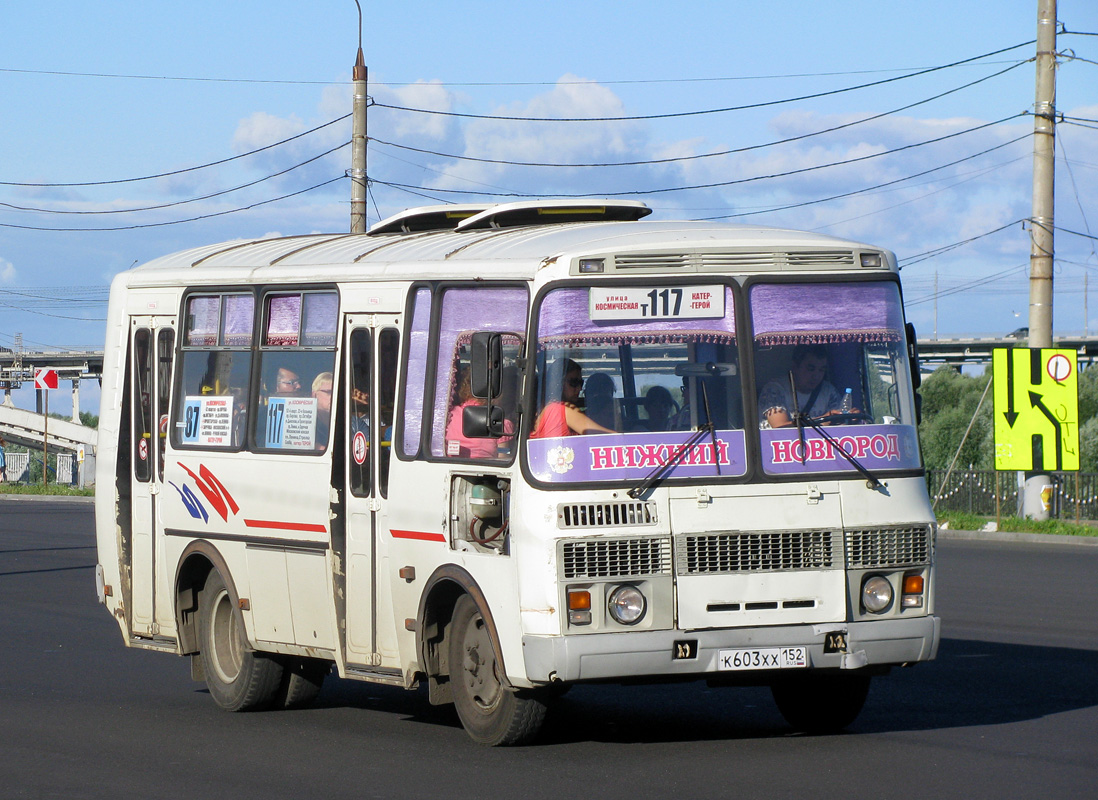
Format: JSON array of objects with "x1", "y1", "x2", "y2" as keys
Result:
[
  {"x1": 928, "y1": 469, "x2": 1098, "y2": 521},
  {"x1": 1, "y1": 452, "x2": 77, "y2": 486}
]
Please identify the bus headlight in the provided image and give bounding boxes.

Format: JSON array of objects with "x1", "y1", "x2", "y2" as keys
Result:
[
  {"x1": 607, "y1": 585, "x2": 646, "y2": 625},
  {"x1": 861, "y1": 576, "x2": 893, "y2": 613}
]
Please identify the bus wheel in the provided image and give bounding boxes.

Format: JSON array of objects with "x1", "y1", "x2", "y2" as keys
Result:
[
  {"x1": 278, "y1": 658, "x2": 330, "y2": 709},
  {"x1": 770, "y1": 672, "x2": 871, "y2": 734},
  {"x1": 198, "y1": 569, "x2": 284, "y2": 711},
  {"x1": 448, "y1": 594, "x2": 547, "y2": 746}
]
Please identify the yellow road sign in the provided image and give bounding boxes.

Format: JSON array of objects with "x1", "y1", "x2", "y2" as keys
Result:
[{"x1": 993, "y1": 348, "x2": 1079, "y2": 471}]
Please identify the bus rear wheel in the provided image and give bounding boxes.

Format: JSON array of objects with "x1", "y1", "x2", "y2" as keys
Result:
[
  {"x1": 198, "y1": 569, "x2": 284, "y2": 711},
  {"x1": 448, "y1": 594, "x2": 547, "y2": 746},
  {"x1": 770, "y1": 672, "x2": 871, "y2": 734}
]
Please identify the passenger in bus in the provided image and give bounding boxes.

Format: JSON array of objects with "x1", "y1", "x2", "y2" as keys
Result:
[
  {"x1": 312, "y1": 371, "x2": 333, "y2": 447},
  {"x1": 350, "y1": 387, "x2": 370, "y2": 438},
  {"x1": 633, "y1": 385, "x2": 676, "y2": 432},
  {"x1": 582, "y1": 372, "x2": 618, "y2": 431},
  {"x1": 758, "y1": 344, "x2": 846, "y2": 428},
  {"x1": 531, "y1": 358, "x2": 616, "y2": 438},
  {"x1": 273, "y1": 366, "x2": 305, "y2": 397},
  {"x1": 445, "y1": 367, "x2": 512, "y2": 458}
]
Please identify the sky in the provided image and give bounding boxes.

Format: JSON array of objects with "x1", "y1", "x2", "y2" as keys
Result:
[{"x1": 2, "y1": 0, "x2": 1097, "y2": 417}]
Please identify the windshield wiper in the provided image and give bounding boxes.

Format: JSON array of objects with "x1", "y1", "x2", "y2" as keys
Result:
[
  {"x1": 626, "y1": 423, "x2": 714, "y2": 499},
  {"x1": 792, "y1": 411, "x2": 886, "y2": 492},
  {"x1": 627, "y1": 381, "x2": 721, "y2": 499}
]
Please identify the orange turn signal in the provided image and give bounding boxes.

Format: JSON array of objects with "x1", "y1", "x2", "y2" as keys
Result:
[
  {"x1": 568, "y1": 590, "x2": 592, "y2": 610},
  {"x1": 903, "y1": 574, "x2": 924, "y2": 595}
]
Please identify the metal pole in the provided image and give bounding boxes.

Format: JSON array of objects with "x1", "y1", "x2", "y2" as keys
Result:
[
  {"x1": 43, "y1": 390, "x2": 48, "y2": 487},
  {"x1": 350, "y1": 47, "x2": 368, "y2": 233},
  {"x1": 1022, "y1": 0, "x2": 1057, "y2": 518}
]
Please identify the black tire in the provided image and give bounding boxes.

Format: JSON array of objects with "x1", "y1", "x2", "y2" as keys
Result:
[
  {"x1": 198, "y1": 569, "x2": 284, "y2": 712},
  {"x1": 278, "y1": 658, "x2": 330, "y2": 709},
  {"x1": 770, "y1": 672, "x2": 871, "y2": 734},
  {"x1": 448, "y1": 594, "x2": 547, "y2": 746}
]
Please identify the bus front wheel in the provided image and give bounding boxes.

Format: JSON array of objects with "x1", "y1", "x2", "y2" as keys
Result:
[
  {"x1": 198, "y1": 569, "x2": 284, "y2": 711},
  {"x1": 448, "y1": 594, "x2": 547, "y2": 746},
  {"x1": 770, "y1": 672, "x2": 871, "y2": 734}
]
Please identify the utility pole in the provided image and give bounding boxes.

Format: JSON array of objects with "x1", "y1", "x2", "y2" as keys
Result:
[
  {"x1": 1022, "y1": 0, "x2": 1057, "y2": 518},
  {"x1": 1028, "y1": 0, "x2": 1056, "y2": 347},
  {"x1": 349, "y1": 1, "x2": 368, "y2": 234}
]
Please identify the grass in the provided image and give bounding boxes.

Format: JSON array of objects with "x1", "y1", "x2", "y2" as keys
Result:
[
  {"x1": 936, "y1": 509, "x2": 1098, "y2": 537},
  {"x1": 0, "y1": 484, "x2": 94, "y2": 497}
]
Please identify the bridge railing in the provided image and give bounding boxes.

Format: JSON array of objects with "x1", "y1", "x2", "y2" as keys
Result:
[
  {"x1": 928, "y1": 469, "x2": 1098, "y2": 521},
  {"x1": 2, "y1": 452, "x2": 78, "y2": 486}
]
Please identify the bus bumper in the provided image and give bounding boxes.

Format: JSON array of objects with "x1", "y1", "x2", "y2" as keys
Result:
[{"x1": 521, "y1": 615, "x2": 940, "y2": 684}]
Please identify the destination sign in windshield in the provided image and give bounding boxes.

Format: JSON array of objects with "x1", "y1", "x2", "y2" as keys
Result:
[{"x1": 589, "y1": 285, "x2": 725, "y2": 321}]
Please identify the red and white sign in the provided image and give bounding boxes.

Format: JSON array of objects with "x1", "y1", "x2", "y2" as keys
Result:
[
  {"x1": 352, "y1": 431, "x2": 368, "y2": 465},
  {"x1": 34, "y1": 368, "x2": 58, "y2": 390}
]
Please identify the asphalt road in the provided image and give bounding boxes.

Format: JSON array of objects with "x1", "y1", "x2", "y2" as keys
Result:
[{"x1": 2, "y1": 498, "x2": 1096, "y2": 799}]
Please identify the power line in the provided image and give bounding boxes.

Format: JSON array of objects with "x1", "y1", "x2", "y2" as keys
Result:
[
  {"x1": 371, "y1": 42, "x2": 1035, "y2": 123},
  {"x1": 696, "y1": 133, "x2": 1031, "y2": 221},
  {"x1": 375, "y1": 115, "x2": 1028, "y2": 200},
  {"x1": 367, "y1": 61, "x2": 1029, "y2": 169},
  {"x1": 1, "y1": 142, "x2": 349, "y2": 216},
  {"x1": 900, "y1": 221, "x2": 1025, "y2": 267},
  {"x1": 904, "y1": 263, "x2": 1028, "y2": 306},
  {"x1": 0, "y1": 114, "x2": 350, "y2": 188},
  {"x1": 0, "y1": 175, "x2": 344, "y2": 232}
]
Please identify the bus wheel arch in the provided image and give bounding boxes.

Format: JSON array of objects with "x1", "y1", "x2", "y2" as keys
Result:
[
  {"x1": 417, "y1": 566, "x2": 511, "y2": 706},
  {"x1": 174, "y1": 540, "x2": 231, "y2": 655}
]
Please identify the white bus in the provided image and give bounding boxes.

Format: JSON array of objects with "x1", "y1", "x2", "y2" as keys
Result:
[{"x1": 95, "y1": 199, "x2": 938, "y2": 745}]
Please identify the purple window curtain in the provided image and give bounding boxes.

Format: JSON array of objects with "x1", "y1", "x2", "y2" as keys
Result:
[
  {"x1": 401, "y1": 288, "x2": 432, "y2": 457},
  {"x1": 266, "y1": 295, "x2": 302, "y2": 346},
  {"x1": 303, "y1": 292, "x2": 339, "y2": 347},
  {"x1": 186, "y1": 296, "x2": 220, "y2": 346},
  {"x1": 221, "y1": 294, "x2": 254, "y2": 347},
  {"x1": 430, "y1": 287, "x2": 528, "y2": 456},
  {"x1": 750, "y1": 282, "x2": 904, "y2": 344},
  {"x1": 536, "y1": 287, "x2": 736, "y2": 349}
]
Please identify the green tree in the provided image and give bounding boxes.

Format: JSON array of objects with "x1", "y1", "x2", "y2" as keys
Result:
[{"x1": 917, "y1": 366, "x2": 994, "y2": 471}]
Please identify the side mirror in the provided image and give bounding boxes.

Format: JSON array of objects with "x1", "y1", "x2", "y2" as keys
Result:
[
  {"x1": 463, "y1": 403, "x2": 506, "y2": 439},
  {"x1": 470, "y1": 332, "x2": 502, "y2": 400},
  {"x1": 905, "y1": 322, "x2": 922, "y2": 390}
]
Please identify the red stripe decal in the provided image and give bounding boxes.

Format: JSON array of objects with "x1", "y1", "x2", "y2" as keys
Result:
[
  {"x1": 390, "y1": 529, "x2": 447, "y2": 542},
  {"x1": 243, "y1": 519, "x2": 328, "y2": 533}
]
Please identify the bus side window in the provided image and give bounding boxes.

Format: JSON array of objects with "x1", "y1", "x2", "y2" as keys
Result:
[
  {"x1": 348, "y1": 329, "x2": 371, "y2": 497},
  {"x1": 429, "y1": 285, "x2": 528, "y2": 459},
  {"x1": 377, "y1": 328, "x2": 399, "y2": 495},
  {"x1": 399, "y1": 287, "x2": 432, "y2": 459},
  {"x1": 173, "y1": 293, "x2": 254, "y2": 451}
]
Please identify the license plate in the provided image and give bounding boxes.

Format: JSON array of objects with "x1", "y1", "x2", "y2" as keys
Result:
[{"x1": 717, "y1": 646, "x2": 808, "y2": 671}]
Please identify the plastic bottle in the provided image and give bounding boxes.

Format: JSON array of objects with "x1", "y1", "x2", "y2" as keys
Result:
[{"x1": 839, "y1": 387, "x2": 853, "y2": 414}]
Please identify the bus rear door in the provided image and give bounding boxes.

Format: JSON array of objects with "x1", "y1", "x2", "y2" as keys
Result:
[{"x1": 128, "y1": 316, "x2": 175, "y2": 638}]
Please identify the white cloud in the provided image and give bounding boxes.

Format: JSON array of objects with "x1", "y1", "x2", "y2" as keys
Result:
[{"x1": 0, "y1": 256, "x2": 16, "y2": 284}]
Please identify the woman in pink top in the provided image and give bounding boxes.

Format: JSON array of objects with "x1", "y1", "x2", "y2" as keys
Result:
[
  {"x1": 531, "y1": 358, "x2": 615, "y2": 439},
  {"x1": 445, "y1": 368, "x2": 513, "y2": 458}
]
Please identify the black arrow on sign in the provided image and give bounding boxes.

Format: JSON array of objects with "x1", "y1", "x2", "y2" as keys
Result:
[
  {"x1": 1002, "y1": 351, "x2": 1019, "y2": 427},
  {"x1": 1029, "y1": 390, "x2": 1063, "y2": 470}
]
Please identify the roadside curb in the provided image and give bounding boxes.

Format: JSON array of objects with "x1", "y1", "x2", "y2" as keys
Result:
[
  {"x1": 938, "y1": 528, "x2": 1098, "y2": 547},
  {"x1": 0, "y1": 493, "x2": 95, "y2": 504}
]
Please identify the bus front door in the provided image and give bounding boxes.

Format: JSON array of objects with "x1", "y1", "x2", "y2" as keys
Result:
[
  {"x1": 342, "y1": 318, "x2": 400, "y2": 670},
  {"x1": 128, "y1": 317, "x2": 175, "y2": 639}
]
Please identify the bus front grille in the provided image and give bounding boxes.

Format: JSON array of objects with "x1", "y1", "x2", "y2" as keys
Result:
[
  {"x1": 561, "y1": 537, "x2": 672, "y2": 579},
  {"x1": 557, "y1": 501, "x2": 658, "y2": 529},
  {"x1": 845, "y1": 526, "x2": 933, "y2": 569},
  {"x1": 677, "y1": 530, "x2": 839, "y2": 574}
]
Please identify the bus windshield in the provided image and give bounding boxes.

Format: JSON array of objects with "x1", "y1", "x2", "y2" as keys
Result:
[
  {"x1": 525, "y1": 284, "x2": 747, "y2": 485},
  {"x1": 750, "y1": 280, "x2": 921, "y2": 476},
  {"x1": 523, "y1": 279, "x2": 921, "y2": 485}
]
